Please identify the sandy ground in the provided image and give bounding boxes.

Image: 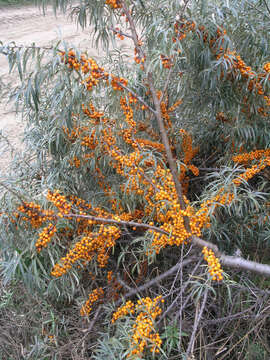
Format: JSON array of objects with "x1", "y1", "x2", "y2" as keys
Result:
[{"x1": 0, "y1": 4, "x2": 114, "y2": 170}]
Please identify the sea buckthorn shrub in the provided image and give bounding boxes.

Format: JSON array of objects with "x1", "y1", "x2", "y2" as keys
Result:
[{"x1": 0, "y1": 0, "x2": 270, "y2": 358}]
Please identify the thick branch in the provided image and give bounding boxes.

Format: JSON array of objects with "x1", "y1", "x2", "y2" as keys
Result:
[
  {"x1": 148, "y1": 72, "x2": 187, "y2": 211},
  {"x1": 220, "y1": 254, "x2": 270, "y2": 278},
  {"x1": 192, "y1": 235, "x2": 270, "y2": 277}
]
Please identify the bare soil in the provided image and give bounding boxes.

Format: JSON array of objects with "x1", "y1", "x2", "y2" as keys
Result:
[{"x1": 0, "y1": 5, "x2": 110, "y2": 170}]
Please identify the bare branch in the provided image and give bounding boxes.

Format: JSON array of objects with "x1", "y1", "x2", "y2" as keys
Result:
[
  {"x1": 186, "y1": 287, "x2": 209, "y2": 357},
  {"x1": 157, "y1": 257, "x2": 203, "y2": 324},
  {"x1": 220, "y1": 254, "x2": 270, "y2": 278},
  {"x1": 114, "y1": 256, "x2": 197, "y2": 306}
]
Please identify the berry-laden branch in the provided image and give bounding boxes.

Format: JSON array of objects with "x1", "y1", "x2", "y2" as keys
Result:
[
  {"x1": 64, "y1": 214, "x2": 270, "y2": 277},
  {"x1": 13, "y1": 196, "x2": 270, "y2": 278}
]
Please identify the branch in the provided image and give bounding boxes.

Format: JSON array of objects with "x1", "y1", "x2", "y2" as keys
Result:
[
  {"x1": 63, "y1": 214, "x2": 270, "y2": 277},
  {"x1": 63, "y1": 213, "x2": 168, "y2": 235},
  {"x1": 186, "y1": 286, "x2": 209, "y2": 357},
  {"x1": 81, "y1": 305, "x2": 102, "y2": 333},
  {"x1": 148, "y1": 72, "x2": 187, "y2": 211},
  {"x1": 115, "y1": 81, "x2": 155, "y2": 113},
  {"x1": 82, "y1": 257, "x2": 197, "y2": 333},
  {"x1": 220, "y1": 254, "x2": 270, "y2": 278},
  {"x1": 14, "y1": 196, "x2": 270, "y2": 279},
  {"x1": 157, "y1": 257, "x2": 203, "y2": 324},
  {"x1": 203, "y1": 304, "x2": 257, "y2": 325},
  {"x1": 121, "y1": 1, "x2": 145, "y2": 59},
  {"x1": 191, "y1": 235, "x2": 219, "y2": 254},
  {"x1": 109, "y1": 27, "x2": 133, "y2": 39},
  {"x1": 191, "y1": 235, "x2": 270, "y2": 277}
]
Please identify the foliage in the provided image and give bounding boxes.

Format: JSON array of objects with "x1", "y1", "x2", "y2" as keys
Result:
[
  {"x1": 0, "y1": 0, "x2": 34, "y2": 7},
  {"x1": 0, "y1": 0, "x2": 270, "y2": 358}
]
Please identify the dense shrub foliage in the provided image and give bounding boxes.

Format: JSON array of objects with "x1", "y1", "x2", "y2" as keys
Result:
[{"x1": 0, "y1": 0, "x2": 270, "y2": 358}]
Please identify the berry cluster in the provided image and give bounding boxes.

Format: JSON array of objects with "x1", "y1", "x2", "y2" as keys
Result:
[
  {"x1": 105, "y1": 0, "x2": 122, "y2": 9},
  {"x1": 80, "y1": 287, "x2": 104, "y2": 316},
  {"x1": 16, "y1": 202, "x2": 54, "y2": 228},
  {"x1": 36, "y1": 223, "x2": 57, "y2": 252},
  {"x1": 112, "y1": 300, "x2": 135, "y2": 323},
  {"x1": 107, "y1": 271, "x2": 123, "y2": 301},
  {"x1": 202, "y1": 247, "x2": 223, "y2": 281},
  {"x1": 172, "y1": 20, "x2": 269, "y2": 117},
  {"x1": 232, "y1": 158, "x2": 270, "y2": 186},
  {"x1": 111, "y1": 76, "x2": 128, "y2": 91},
  {"x1": 216, "y1": 111, "x2": 230, "y2": 123},
  {"x1": 47, "y1": 190, "x2": 72, "y2": 217},
  {"x1": 178, "y1": 129, "x2": 199, "y2": 194},
  {"x1": 160, "y1": 54, "x2": 173, "y2": 69},
  {"x1": 134, "y1": 44, "x2": 145, "y2": 70},
  {"x1": 173, "y1": 19, "x2": 195, "y2": 42},
  {"x1": 82, "y1": 103, "x2": 105, "y2": 122},
  {"x1": 160, "y1": 100, "x2": 172, "y2": 129},
  {"x1": 113, "y1": 27, "x2": 124, "y2": 40},
  {"x1": 51, "y1": 225, "x2": 121, "y2": 277},
  {"x1": 112, "y1": 296, "x2": 164, "y2": 358},
  {"x1": 60, "y1": 50, "x2": 107, "y2": 91},
  {"x1": 69, "y1": 156, "x2": 81, "y2": 168},
  {"x1": 136, "y1": 138, "x2": 165, "y2": 152},
  {"x1": 168, "y1": 98, "x2": 183, "y2": 113},
  {"x1": 216, "y1": 49, "x2": 269, "y2": 116},
  {"x1": 60, "y1": 50, "x2": 129, "y2": 96},
  {"x1": 232, "y1": 149, "x2": 270, "y2": 164},
  {"x1": 264, "y1": 62, "x2": 270, "y2": 73},
  {"x1": 179, "y1": 129, "x2": 199, "y2": 165}
]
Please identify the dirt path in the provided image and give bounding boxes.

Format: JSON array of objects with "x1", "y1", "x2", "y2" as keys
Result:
[{"x1": 0, "y1": 5, "x2": 108, "y2": 170}]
